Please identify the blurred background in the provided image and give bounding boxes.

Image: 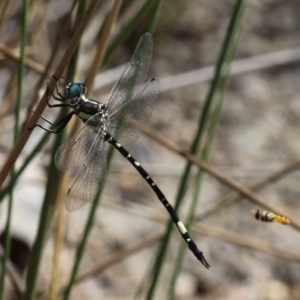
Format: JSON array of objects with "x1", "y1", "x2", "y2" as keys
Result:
[{"x1": 0, "y1": 0, "x2": 300, "y2": 299}]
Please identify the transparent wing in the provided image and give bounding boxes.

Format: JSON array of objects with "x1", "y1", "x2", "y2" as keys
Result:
[
  {"x1": 55, "y1": 115, "x2": 107, "y2": 212},
  {"x1": 106, "y1": 78, "x2": 160, "y2": 144},
  {"x1": 105, "y1": 33, "x2": 154, "y2": 144},
  {"x1": 55, "y1": 125, "x2": 95, "y2": 173}
]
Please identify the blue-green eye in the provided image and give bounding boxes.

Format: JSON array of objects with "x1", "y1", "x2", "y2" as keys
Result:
[{"x1": 67, "y1": 83, "x2": 85, "y2": 99}]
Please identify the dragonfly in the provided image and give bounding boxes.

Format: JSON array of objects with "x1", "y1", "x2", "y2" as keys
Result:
[
  {"x1": 252, "y1": 209, "x2": 290, "y2": 225},
  {"x1": 35, "y1": 33, "x2": 210, "y2": 269}
]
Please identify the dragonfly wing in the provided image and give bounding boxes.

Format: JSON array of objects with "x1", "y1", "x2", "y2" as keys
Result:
[
  {"x1": 65, "y1": 124, "x2": 107, "y2": 212},
  {"x1": 107, "y1": 78, "x2": 160, "y2": 144},
  {"x1": 55, "y1": 124, "x2": 95, "y2": 173},
  {"x1": 106, "y1": 33, "x2": 154, "y2": 144}
]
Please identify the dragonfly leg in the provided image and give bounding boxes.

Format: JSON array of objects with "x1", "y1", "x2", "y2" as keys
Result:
[
  {"x1": 52, "y1": 75, "x2": 72, "y2": 100},
  {"x1": 28, "y1": 111, "x2": 76, "y2": 133},
  {"x1": 53, "y1": 79, "x2": 66, "y2": 101},
  {"x1": 46, "y1": 82, "x2": 68, "y2": 106},
  {"x1": 45, "y1": 80, "x2": 73, "y2": 108}
]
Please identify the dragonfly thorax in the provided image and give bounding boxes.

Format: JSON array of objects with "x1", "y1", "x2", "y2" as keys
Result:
[{"x1": 76, "y1": 98, "x2": 108, "y2": 127}]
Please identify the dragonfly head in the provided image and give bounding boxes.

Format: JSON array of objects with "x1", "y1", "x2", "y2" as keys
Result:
[{"x1": 66, "y1": 82, "x2": 87, "y2": 105}]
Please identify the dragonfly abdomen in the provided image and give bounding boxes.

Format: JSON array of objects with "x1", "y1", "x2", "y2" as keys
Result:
[{"x1": 103, "y1": 131, "x2": 211, "y2": 269}]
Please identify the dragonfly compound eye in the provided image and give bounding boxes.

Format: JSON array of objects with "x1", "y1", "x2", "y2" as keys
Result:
[{"x1": 68, "y1": 83, "x2": 86, "y2": 99}]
